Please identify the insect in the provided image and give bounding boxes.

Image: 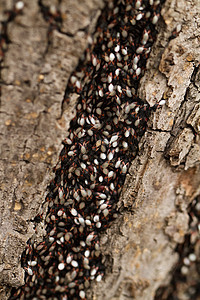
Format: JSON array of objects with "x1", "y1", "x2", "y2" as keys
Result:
[{"x1": 10, "y1": 0, "x2": 165, "y2": 299}]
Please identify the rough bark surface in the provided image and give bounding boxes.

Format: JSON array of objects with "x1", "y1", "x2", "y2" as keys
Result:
[
  {"x1": 0, "y1": 0, "x2": 104, "y2": 298},
  {"x1": 0, "y1": 0, "x2": 199, "y2": 299},
  {"x1": 89, "y1": 0, "x2": 200, "y2": 299}
]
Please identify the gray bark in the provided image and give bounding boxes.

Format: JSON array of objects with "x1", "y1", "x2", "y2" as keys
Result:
[
  {"x1": 0, "y1": 0, "x2": 104, "y2": 297},
  {"x1": 0, "y1": 0, "x2": 199, "y2": 299}
]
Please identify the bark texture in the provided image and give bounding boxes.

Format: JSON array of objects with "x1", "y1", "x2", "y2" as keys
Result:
[
  {"x1": 0, "y1": 0, "x2": 104, "y2": 297},
  {"x1": 89, "y1": 1, "x2": 200, "y2": 299},
  {"x1": 0, "y1": 0, "x2": 199, "y2": 299}
]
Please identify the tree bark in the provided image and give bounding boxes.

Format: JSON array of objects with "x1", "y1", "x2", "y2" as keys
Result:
[
  {"x1": 0, "y1": 0, "x2": 199, "y2": 299},
  {"x1": 0, "y1": 0, "x2": 104, "y2": 297}
]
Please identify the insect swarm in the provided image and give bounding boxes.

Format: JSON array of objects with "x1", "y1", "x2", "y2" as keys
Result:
[{"x1": 10, "y1": 0, "x2": 165, "y2": 299}]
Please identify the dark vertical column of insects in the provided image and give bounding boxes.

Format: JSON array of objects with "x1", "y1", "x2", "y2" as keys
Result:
[
  {"x1": 155, "y1": 197, "x2": 200, "y2": 300},
  {"x1": 10, "y1": 0, "x2": 165, "y2": 299}
]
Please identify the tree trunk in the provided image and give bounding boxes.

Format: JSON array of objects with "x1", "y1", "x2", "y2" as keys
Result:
[{"x1": 0, "y1": 0, "x2": 199, "y2": 299}]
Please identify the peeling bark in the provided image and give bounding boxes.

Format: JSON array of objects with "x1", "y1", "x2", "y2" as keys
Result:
[
  {"x1": 89, "y1": 1, "x2": 200, "y2": 299},
  {"x1": 0, "y1": 0, "x2": 199, "y2": 299}
]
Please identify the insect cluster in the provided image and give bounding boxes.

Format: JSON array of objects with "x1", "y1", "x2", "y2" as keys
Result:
[
  {"x1": 155, "y1": 197, "x2": 200, "y2": 299},
  {"x1": 10, "y1": 0, "x2": 164, "y2": 299}
]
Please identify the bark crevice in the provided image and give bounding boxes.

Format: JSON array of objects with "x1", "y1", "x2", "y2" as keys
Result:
[{"x1": 0, "y1": 0, "x2": 199, "y2": 299}]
